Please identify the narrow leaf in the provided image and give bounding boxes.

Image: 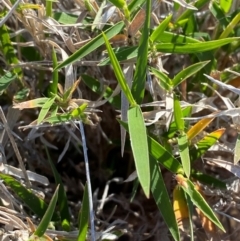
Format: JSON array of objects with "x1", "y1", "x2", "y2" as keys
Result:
[
  {"x1": 151, "y1": 159, "x2": 180, "y2": 241},
  {"x1": 78, "y1": 184, "x2": 89, "y2": 241},
  {"x1": 190, "y1": 128, "x2": 225, "y2": 161},
  {"x1": 55, "y1": 22, "x2": 124, "y2": 70},
  {"x1": 103, "y1": 32, "x2": 136, "y2": 105},
  {"x1": 35, "y1": 185, "x2": 59, "y2": 237},
  {"x1": 150, "y1": 14, "x2": 172, "y2": 42},
  {"x1": 46, "y1": 148, "x2": 71, "y2": 231},
  {"x1": 234, "y1": 134, "x2": 240, "y2": 165},
  {"x1": 172, "y1": 61, "x2": 210, "y2": 87},
  {"x1": 180, "y1": 178, "x2": 225, "y2": 232},
  {"x1": 220, "y1": 0, "x2": 232, "y2": 13},
  {"x1": 128, "y1": 106, "x2": 150, "y2": 197},
  {"x1": 131, "y1": 0, "x2": 151, "y2": 104},
  {"x1": 37, "y1": 97, "x2": 56, "y2": 124},
  {"x1": 178, "y1": 133, "x2": 191, "y2": 178},
  {"x1": 0, "y1": 173, "x2": 52, "y2": 218},
  {"x1": 149, "y1": 66, "x2": 173, "y2": 91},
  {"x1": 0, "y1": 72, "x2": 17, "y2": 93},
  {"x1": 118, "y1": 120, "x2": 183, "y2": 173},
  {"x1": 174, "y1": 95, "x2": 184, "y2": 131},
  {"x1": 155, "y1": 38, "x2": 240, "y2": 53}
]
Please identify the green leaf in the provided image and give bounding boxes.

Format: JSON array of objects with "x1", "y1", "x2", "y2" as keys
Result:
[
  {"x1": 99, "y1": 46, "x2": 138, "y2": 66},
  {"x1": 176, "y1": 0, "x2": 209, "y2": 24},
  {"x1": 174, "y1": 95, "x2": 184, "y2": 131},
  {"x1": 0, "y1": 23, "x2": 22, "y2": 78},
  {"x1": 78, "y1": 184, "x2": 89, "y2": 241},
  {"x1": 44, "y1": 113, "x2": 72, "y2": 124},
  {"x1": 0, "y1": 173, "x2": 58, "y2": 220},
  {"x1": 35, "y1": 185, "x2": 59, "y2": 237},
  {"x1": 13, "y1": 88, "x2": 30, "y2": 101},
  {"x1": 178, "y1": 133, "x2": 191, "y2": 178},
  {"x1": 234, "y1": 133, "x2": 240, "y2": 165},
  {"x1": 46, "y1": 0, "x2": 53, "y2": 17},
  {"x1": 49, "y1": 48, "x2": 58, "y2": 95},
  {"x1": 182, "y1": 179, "x2": 225, "y2": 232},
  {"x1": 118, "y1": 120, "x2": 183, "y2": 173},
  {"x1": 162, "y1": 106, "x2": 192, "y2": 139},
  {"x1": 157, "y1": 31, "x2": 201, "y2": 44},
  {"x1": 107, "y1": 0, "x2": 126, "y2": 9},
  {"x1": 219, "y1": 12, "x2": 240, "y2": 39},
  {"x1": 149, "y1": 66, "x2": 173, "y2": 91},
  {"x1": 55, "y1": 22, "x2": 124, "y2": 70},
  {"x1": 128, "y1": 106, "x2": 150, "y2": 197},
  {"x1": 209, "y1": 1, "x2": 229, "y2": 29},
  {"x1": 103, "y1": 32, "x2": 136, "y2": 106},
  {"x1": 155, "y1": 38, "x2": 240, "y2": 53},
  {"x1": 128, "y1": 0, "x2": 145, "y2": 15},
  {"x1": 0, "y1": 72, "x2": 17, "y2": 94},
  {"x1": 151, "y1": 158, "x2": 180, "y2": 241},
  {"x1": 131, "y1": 0, "x2": 150, "y2": 104},
  {"x1": 220, "y1": 0, "x2": 232, "y2": 13},
  {"x1": 37, "y1": 97, "x2": 56, "y2": 124},
  {"x1": 189, "y1": 129, "x2": 225, "y2": 161},
  {"x1": 191, "y1": 171, "x2": 226, "y2": 189},
  {"x1": 150, "y1": 14, "x2": 172, "y2": 42},
  {"x1": 46, "y1": 148, "x2": 71, "y2": 231},
  {"x1": 172, "y1": 61, "x2": 210, "y2": 87},
  {"x1": 53, "y1": 12, "x2": 78, "y2": 24},
  {"x1": 148, "y1": 135, "x2": 183, "y2": 173}
]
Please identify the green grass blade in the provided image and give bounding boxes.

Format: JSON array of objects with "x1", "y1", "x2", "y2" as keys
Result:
[
  {"x1": 37, "y1": 97, "x2": 56, "y2": 124},
  {"x1": 172, "y1": 61, "x2": 210, "y2": 87},
  {"x1": 176, "y1": 0, "x2": 209, "y2": 23},
  {"x1": 118, "y1": 120, "x2": 183, "y2": 173},
  {"x1": 173, "y1": 95, "x2": 184, "y2": 131},
  {"x1": 49, "y1": 48, "x2": 58, "y2": 95},
  {"x1": 189, "y1": 128, "x2": 225, "y2": 161},
  {"x1": 45, "y1": 0, "x2": 53, "y2": 17},
  {"x1": 45, "y1": 147, "x2": 71, "y2": 231},
  {"x1": 155, "y1": 38, "x2": 240, "y2": 53},
  {"x1": 128, "y1": 105, "x2": 150, "y2": 197},
  {"x1": 234, "y1": 133, "x2": 240, "y2": 165},
  {"x1": 157, "y1": 31, "x2": 200, "y2": 43},
  {"x1": 103, "y1": 32, "x2": 136, "y2": 106},
  {"x1": 149, "y1": 66, "x2": 173, "y2": 91},
  {"x1": 148, "y1": 136, "x2": 183, "y2": 173},
  {"x1": 150, "y1": 14, "x2": 172, "y2": 42},
  {"x1": 78, "y1": 183, "x2": 89, "y2": 241},
  {"x1": 99, "y1": 46, "x2": 138, "y2": 66},
  {"x1": 191, "y1": 171, "x2": 226, "y2": 189},
  {"x1": 131, "y1": 0, "x2": 151, "y2": 104},
  {"x1": 178, "y1": 133, "x2": 191, "y2": 178},
  {"x1": 220, "y1": 0, "x2": 232, "y2": 13},
  {"x1": 107, "y1": 0, "x2": 126, "y2": 8},
  {"x1": 151, "y1": 158, "x2": 180, "y2": 241},
  {"x1": 0, "y1": 71, "x2": 17, "y2": 94},
  {"x1": 128, "y1": 0, "x2": 145, "y2": 15},
  {"x1": 0, "y1": 22, "x2": 22, "y2": 78},
  {"x1": 219, "y1": 12, "x2": 240, "y2": 39},
  {"x1": 0, "y1": 173, "x2": 59, "y2": 220},
  {"x1": 182, "y1": 179, "x2": 225, "y2": 232},
  {"x1": 55, "y1": 22, "x2": 124, "y2": 70},
  {"x1": 34, "y1": 185, "x2": 59, "y2": 237}
]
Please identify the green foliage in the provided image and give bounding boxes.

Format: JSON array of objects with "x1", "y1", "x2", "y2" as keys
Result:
[{"x1": 2, "y1": 0, "x2": 240, "y2": 240}]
